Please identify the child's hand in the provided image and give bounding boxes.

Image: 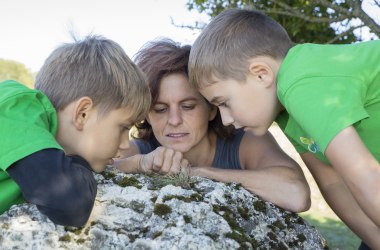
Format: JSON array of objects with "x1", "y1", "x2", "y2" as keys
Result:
[{"x1": 138, "y1": 147, "x2": 190, "y2": 175}]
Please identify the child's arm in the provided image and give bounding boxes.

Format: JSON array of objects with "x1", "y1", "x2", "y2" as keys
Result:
[
  {"x1": 7, "y1": 148, "x2": 97, "y2": 227},
  {"x1": 301, "y1": 151, "x2": 380, "y2": 248},
  {"x1": 325, "y1": 126, "x2": 380, "y2": 229},
  {"x1": 193, "y1": 131, "x2": 311, "y2": 213}
]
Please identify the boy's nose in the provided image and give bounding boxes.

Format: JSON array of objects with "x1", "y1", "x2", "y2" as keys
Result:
[
  {"x1": 168, "y1": 108, "x2": 183, "y2": 126},
  {"x1": 220, "y1": 110, "x2": 234, "y2": 126},
  {"x1": 119, "y1": 133, "x2": 130, "y2": 150}
]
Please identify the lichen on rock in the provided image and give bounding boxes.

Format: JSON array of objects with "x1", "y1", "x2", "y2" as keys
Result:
[{"x1": 0, "y1": 167, "x2": 328, "y2": 249}]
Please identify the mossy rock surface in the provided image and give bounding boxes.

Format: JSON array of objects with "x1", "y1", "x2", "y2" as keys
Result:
[{"x1": 0, "y1": 167, "x2": 327, "y2": 249}]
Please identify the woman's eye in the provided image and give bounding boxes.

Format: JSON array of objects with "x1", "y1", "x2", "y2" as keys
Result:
[
  {"x1": 153, "y1": 106, "x2": 167, "y2": 113},
  {"x1": 182, "y1": 105, "x2": 195, "y2": 110}
]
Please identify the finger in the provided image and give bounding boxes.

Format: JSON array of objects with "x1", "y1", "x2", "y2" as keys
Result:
[
  {"x1": 180, "y1": 159, "x2": 191, "y2": 174},
  {"x1": 168, "y1": 152, "x2": 184, "y2": 175},
  {"x1": 159, "y1": 148, "x2": 175, "y2": 174},
  {"x1": 151, "y1": 147, "x2": 168, "y2": 172}
]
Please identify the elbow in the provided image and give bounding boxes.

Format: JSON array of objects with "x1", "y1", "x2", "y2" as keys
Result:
[
  {"x1": 37, "y1": 197, "x2": 95, "y2": 227},
  {"x1": 289, "y1": 183, "x2": 311, "y2": 213}
]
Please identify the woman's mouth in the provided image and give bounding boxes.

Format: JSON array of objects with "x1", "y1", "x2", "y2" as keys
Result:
[{"x1": 166, "y1": 133, "x2": 188, "y2": 138}]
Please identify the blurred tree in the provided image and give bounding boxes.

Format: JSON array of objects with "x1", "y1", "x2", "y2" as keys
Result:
[
  {"x1": 0, "y1": 59, "x2": 35, "y2": 88},
  {"x1": 183, "y1": 0, "x2": 380, "y2": 44}
]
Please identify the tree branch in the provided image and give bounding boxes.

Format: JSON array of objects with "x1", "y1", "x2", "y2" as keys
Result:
[{"x1": 326, "y1": 23, "x2": 366, "y2": 43}]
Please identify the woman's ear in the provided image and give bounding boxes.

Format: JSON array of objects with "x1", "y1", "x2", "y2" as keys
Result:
[
  {"x1": 248, "y1": 59, "x2": 275, "y2": 87},
  {"x1": 209, "y1": 105, "x2": 218, "y2": 121},
  {"x1": 72, "y1": 97, "x2": 94, "y2": 130}
]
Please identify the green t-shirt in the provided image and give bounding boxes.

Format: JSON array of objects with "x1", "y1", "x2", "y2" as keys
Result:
[
  {"x1": 0, "y1": 80, "x2": 62, "y2": 213},
  {"x1": 276, "y1": 40, "x2": 380, "y2": 164}
]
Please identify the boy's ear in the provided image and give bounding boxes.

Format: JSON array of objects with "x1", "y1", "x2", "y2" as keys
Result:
[
  {"x1": 248, "y1": 60, "x2": 275, "y2": 87},
  {"x1": 209, "y1": 105, "x2": 218, "y2": 121},
  {"x1": 72, "y1": 97, "x2": 94, "y2": 130}
]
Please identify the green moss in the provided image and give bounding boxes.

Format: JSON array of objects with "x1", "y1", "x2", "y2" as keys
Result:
[
  {"x1": 76, "y1": 238, "x2": 85, "y2": 244},
  {"x1": 114, "y1": 176, "x2": 142, "y2": 188},
  {"x1": 59, "y1": 234, "x2": 71, "y2": 242},
  {"x1": 141, "y1": 227, "x2": 149, "y2": 234},
  {"x1": 153, "y1": 203, "x2": 172, "y2": 216},
  {"x1": 162, "y1": 193, "x2": 203, "y2": 203},
  {"x1": 153, "y1": 231, "x2": 163, "y2": 239},
  {"x1": 296, "y1": 216, "x2": 305, "y2": 225},
  {"x1": 297, "y1": 233, "x2": 306, "y2": 242},
  {"x1": 234, "y1": 183, "x2": 243, "y2": 190},
  {"x1": 212, "y1": 204, "x2": 221, "y2": 213},
  {"x1": 149, "y1": 172, "x2": 196, "y2": 189},
  {"x1": 267, "y1": 231, "x2": 277, "y2": 241},
  {"x1": 1, "y1": 223, "x2": 9, "y2": 229},
  {"x1": 253, "y1": 200, "x2": 267, "y2": 213},
  {"x1": 272, "y1": 220, "x2": 286, "y2": 230},
  {"x1": 225, "y1": 231, "x2": 257, "y2": 249},
  {"x1": 65, "y1": 227, "x2": 83, "y2": 235},
  {"x1": 205, "y1": 233, "x2": 219, "y2": 241},
  {"x1": 190, "y1": 193, "x2": 203, "y2": 202},
  {"x1": 101, "y1": 171, "x2": 116, "y2": 180},
  {"x1": 183, "y1": 215, "x2": 192, "y2": 223},
  {"x1": 276, "y1": 242, "x2": 288, "y2": 250},
  {"x1": 224, "y1": 193, "x2": 232, "y2": 200},
  {"x1": 128, "y1": 234, "x2": 137, "y2": 242},
  {"x1": 237, "y1": 206, "x2": 249, "y2": 220}
]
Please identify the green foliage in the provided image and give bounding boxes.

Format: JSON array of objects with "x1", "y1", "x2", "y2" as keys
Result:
[
  {"x1": 0, "y1": 59, "x2": 35, "y2": 88},
  {"x1": 186, "y1": 0, "x2": 378, "y2": 44}
]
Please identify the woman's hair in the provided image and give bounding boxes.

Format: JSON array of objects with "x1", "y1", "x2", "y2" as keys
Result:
[{"x1": 133, "y1": 38, "x2": 234, "y2": 140}]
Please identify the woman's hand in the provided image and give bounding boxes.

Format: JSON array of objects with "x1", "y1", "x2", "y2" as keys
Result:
[{"x1": 138, "y1": 146, "x2": 191, "y2": 175}]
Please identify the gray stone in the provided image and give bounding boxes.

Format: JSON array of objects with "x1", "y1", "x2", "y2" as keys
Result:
[{"x1": 0, "y1": 167, "x2": 327, "y2": 249}]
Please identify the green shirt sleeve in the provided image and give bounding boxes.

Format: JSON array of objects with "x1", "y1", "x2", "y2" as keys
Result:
[
  {"x1": 0, "y1": 81, "x2": 62, "y2": 170},
  {"x1": 280, "y1": 76, "x2": 368, "y2": 153}
]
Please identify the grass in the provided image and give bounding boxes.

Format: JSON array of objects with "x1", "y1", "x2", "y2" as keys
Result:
[{"x1": 300, "y1": 212, "x2": 361, "y2": 249}]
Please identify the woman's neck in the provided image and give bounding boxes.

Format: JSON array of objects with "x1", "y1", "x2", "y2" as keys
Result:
[{"x1": 183, "y1": 130, "x2": 217, "y2": 167}]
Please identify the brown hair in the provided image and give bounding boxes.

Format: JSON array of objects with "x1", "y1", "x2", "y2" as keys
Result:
[
  {"x1": 189, "y1": 8, "x2": 293, "y2": 89},
  {"x1": 35, "y1": 34, "x2": 151, "y2": 122},
  {"x1": 133, "y1": 38, "x2": 234, "y2": 140}
]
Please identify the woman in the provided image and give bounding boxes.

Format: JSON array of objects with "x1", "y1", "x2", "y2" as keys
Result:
[{"x1": 115, "y1": 39, "x2": 310, "y2": 212}]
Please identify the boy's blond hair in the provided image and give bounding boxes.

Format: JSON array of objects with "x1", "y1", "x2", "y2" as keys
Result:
[
  {"x1": 35, "y1": 35, "x2": 150, "y2": 122},
  {"x1": 189, "y1": 8, "x2": 293, "y2": 88}
]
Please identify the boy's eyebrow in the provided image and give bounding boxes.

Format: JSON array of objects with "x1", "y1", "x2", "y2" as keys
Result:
[{"x1": 209, "y1": 96, "x2": 221, "y2": 104}]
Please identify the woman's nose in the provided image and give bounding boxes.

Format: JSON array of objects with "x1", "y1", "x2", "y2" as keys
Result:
[{"x1": 168, "y1": 108, "x2": 183, "y2": 126}]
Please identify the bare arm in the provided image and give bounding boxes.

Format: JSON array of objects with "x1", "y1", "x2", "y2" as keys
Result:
[
  {"x1": 193, "y1": 131, "x2": 310, "y2": 212},
  {"x1": 325, "y1": 126, "x2": 380, "y2": 229},
  {"x1": 301, "y1": 151, "x2": 380, "y2": 249}
]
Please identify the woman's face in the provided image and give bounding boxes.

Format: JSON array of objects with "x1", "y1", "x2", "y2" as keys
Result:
[{"x1": 148, "y1": 73, "x2": 216, "y2": 153}]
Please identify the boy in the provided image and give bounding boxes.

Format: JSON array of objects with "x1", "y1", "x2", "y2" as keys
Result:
[
  {"x1": 188, "y1": 8, "x2": 380, "y2": 249},
  {"x1": 0, "y1": 35, "x2": 151, "y2": 227}
]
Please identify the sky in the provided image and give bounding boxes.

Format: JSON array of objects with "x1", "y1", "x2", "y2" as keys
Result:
[
  {"x1": 0, "y1": 0, "x2": 208, "y2": 72},
  {"x1": 1, "y1": 0, "x2": 379, "y2": 73}
]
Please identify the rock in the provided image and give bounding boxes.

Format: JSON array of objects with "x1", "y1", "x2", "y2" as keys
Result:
[{"x1": 0, "y1": 167, "x2": 327, "y2": 249}]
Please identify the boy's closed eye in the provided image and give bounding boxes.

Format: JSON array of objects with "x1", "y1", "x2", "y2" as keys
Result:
[{"x1": 218, "y1": 101, "x2": 229, "y2": 108}]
